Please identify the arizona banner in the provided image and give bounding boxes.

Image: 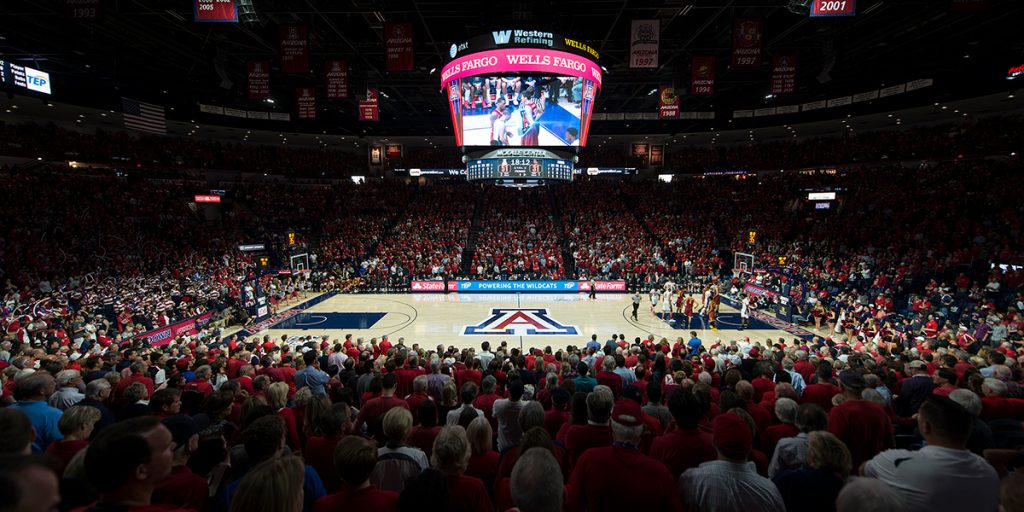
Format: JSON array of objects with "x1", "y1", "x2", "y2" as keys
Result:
[
  {"x1": 359, "y1": 88, "x2": 379, "y2": 121},
  {"x1": 247, "y1": 61, "x2": 270, "y2": 99},
  {"x1": 732, "y1": 18, "x2": 763, "y2": 67},
  {"x1": 194, "y1": 0, "x2": 237, "y2": 22},
  {"x1": 629, "y1": 20, "x2": 659, "y2": 69},
  {"x1": 296, "y1": 88, "x2": 316, "y2": 119},
  {"x1": 770, "y1": 54, "x2": 797, "y2": 94},
  {"x1": 658, "y1": 86, "x2": 679, "y2": 119},
  {"x1": 66, "y1": 0, "x2": 102, "y2": 20},
  {"x1": 691, "y1": 56, "x2": 715, "y2": 95},
  {"x1": 325, "y1": 59, "x2": 348, "y2": 99},
  {"x1": 280, "y1": 25, "x2": 309, "y2": 73},
  {"x1": 384, "y1": 23, "x2": 414, "y2": 71}
]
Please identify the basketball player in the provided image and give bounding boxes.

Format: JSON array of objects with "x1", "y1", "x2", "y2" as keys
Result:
[
  {"x1": 631, "y1": 293, "x2": 642, "y2": 321},
  {"x1": 675, "y1": 289, "x2": 685, "y2": 315},
  {"x1": 661, "y1": 291, "x2": 673, "y2": 321},
  {"x1": 707, "y1": 291, "x2": 721, "y2": 331},
  {"x1": 490, "y1": 100, "x2": 509, "y2": 145},
  {"x1": 502, "y1": 75, "x2": 521, "y2": 104},
  {"x1": 683, "y1": 293, "x2": 696, "y2": 329},
  {"x1": 518, "y1": 88, "x2": 543, "y2": 146},
  {"x1": 740, "y1": 293, "x2": 751, "y2": 330},
  {"x1": 486, "y1": 76, "x2": 501, "y2": 107},
  {"x1": 650, "y1": 287, "x2": 661, "y2": 313},
  {"x1": 565, "y1": 127, "x2": 579, "y2": 146}
]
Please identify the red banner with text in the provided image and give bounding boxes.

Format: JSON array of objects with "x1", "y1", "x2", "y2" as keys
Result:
[
  {"x1": 134, "y1": 312, "x2": 214, "y2": 346},
  {"x1": 649, "y1": 145, "x2": 664, "y2": 167},
  {"x1": 280, "y1": 25, "x2": 309, "y2": 73},
  {"x1": 66, "y1": 0, "x2": 101, "y2": 20},
  {"x1": 770, "y1": 54, "x2": 797, "y2": 94},
  {"x1": 359, "y1": 88, "x2": 379, "y2": 121},
  {"x1": 247, "y1": 61, "x2": 270, "y2": 100},
  {"x1": 732, "y1": 18, "x2": 763, "y2": 67},
  {"x1": 691, "y1": 56, "x2": 715, "y2": 95},
  {"x1": 325, "y1": 59, "x2": 348, "y2": 99},
  {"x1": 384, "y1": 23, "x2": 414, "y2": 71},
  {"x1": 658, "y1": 86, "x2": 679, "y2": 119},
  {"x1": 194, "y1": 0, "x2": 237, "y2": 22},
  {"x1": 297, "y1": 88, "x2": 316, "y2": 119},
  {"x1": 810, "y1": 0, "x2": 856, "y2": 17},
  {"x1": 385, "y1": 144, "x2": 403, "y2": 159}
]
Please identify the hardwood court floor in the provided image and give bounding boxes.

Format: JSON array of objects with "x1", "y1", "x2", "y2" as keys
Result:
[{"x1": 232, "y1": 292, "x2": 818, "y2": 352}]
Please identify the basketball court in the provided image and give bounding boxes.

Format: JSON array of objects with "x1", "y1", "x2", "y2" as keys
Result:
[{"x1": 228, "y1": 291, "x2": 818, "y2": 351}]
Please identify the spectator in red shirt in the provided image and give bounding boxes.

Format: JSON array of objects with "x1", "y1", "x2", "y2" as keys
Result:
[
  {"x1": 828, "y1": 370, "x2": 894, "y2": 470},
  {"x1": 268, "y1": 382, "x2": 302, "y2": 453},
  {"x1": 429, "y1": 426, "x2": 491, "y2": 512},
  {"x1": 76, "y1": 416, "x2": 176, "y2": 512},
  {"x1": 736, "y1": 381, "x2": 771, "y2": 434},
  {"x1": 544, "y1": 388, "x2": 571, "y2": 439},
  {"x1": 153, "y1": 414, "x2": 208, "y2": 511},
  {"x1": 313, "y1": 436, "x2": 398, "y2": 512},
  {"x1": 44, "y1": 405, "x2": 99, "y2": 474},
  {"x1": 405, "y1": 375, "x2": 433, "y2": 426},
  {"x1": 472, "y1": 375, "x2": 501, "y2": 431},
  {"x1": 762, "y1": 398, "x2": 800, "y2": 456},
  {"x1": 305, "y1": 403, "x2": 352, "y2": 494},
  {"x1": 649, "y1": 389, "x2": 716, "y2": 479},
  {"x1": 0, "y1": 454, "x2": 61, "y2": 512},
  {"x1": 464, "y1": 416, "x2": 500, "y2": 498},
  {"x1": 113, "y1": 361, "x2": 154, "y2": 406},
  {"x1": 183, "y1": 366, "x2": 215, "y2": 399},
  {"x1": 751, "y1": 362, "x2": 777, "y2": 403},
  {"x1": 802, "y1": 362, "x2": 840, "y2": 412},
  {"x1": 567, "y1": 400, "x2": 680, "y2": 512},
  {"x1": 932, "y1": 368, "x2": 959, "y2": 397},
  {"x1": 353, "y1": 373, "x2": 409, "y2": 444},
  {"x1": 510, "y1": 448, "x2": 564, "y2": 512},
  {"x1": 595, "y1": 357, "x2": 623, "y2": 399},
  {"x1": 565, "y1": 386, "x2": 614, "y2": 468}
]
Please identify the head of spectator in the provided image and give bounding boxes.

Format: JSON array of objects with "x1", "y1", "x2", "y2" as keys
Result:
[
  {"x1": 949, "y1": 389, "x2": 982, "y2": 418},
  {"x1": 466, "y1": 416, "x2": 493, "y2": 457},
  {"x1": 149, "y1": 388, "x2": 182, "y2": 417},
  {"x1": 835, "y1": 477, "x2": 905, "y2": 512},
  {"x1": 586, "y1": 386, "x2": 614, "y2": 425},
  {"x1": 57, "y1": 406, "x2": 101, "y2": 442},
  {"x1": 713, "y1": 412, "x2": 752, "y2": 462},
  {"x1": 837, "y1": 369, "x2": 866, "y2": 399},
  {"x1": 430, "y1": 426, "x2": 470, "y2": 477},
  {"x1": 266, "y1": 381, "x2": 289, "y2": 410},
  {"x1": 806, "y1": 431, "x2": 851, "y2": 480},
  {"x1": 85, "y1": 378, "x2": 112, "y2": 402},
  {"x1": 161, "y1": 414, "x2": 199, "y2": 465},
  {"x1": 0, "y1": 410, "x2": 33, "y2": 455},
  {"x1": 511, "y1": 448, "x2": 563, "y2": 512},
  {"x1": 229, "y1": 455, "x2": 305, "y2": 512},
  {"x1": 519, "y1": 401, "x2": 545, "y2": 432},
  {"x1": 1001, "y1": 472, "x2": 1024, "y2": 512},
  {"x1": 918, "y1": 395, "x2": 973, "y2": 449},
  {"x1": 333, "y1": 436, "x2": 378, "y2": 489},
  {"x1": 383, "y1": 407, "x2": 414, "y2": 449},
  {"x1": 609, "y1": 400, "x2": 645, "y2": 448},
  {"x1": 83, "y1": 416, "x2": 174, "y2": 506},
  {"x1": 243, "y1": 415, "x2": 286, "y2": 464},
  {"x1": 775, "y1": 398, "x2": 798, "y2": 425},
  {"x1": 982, "y1": 378, "x2": 1007, "y2": 397},
  {"x1": 0, "y1": 454, "x2": 61, "y2": 512},
  {"x1": 381, "y1": 373, "x2": 398, "y2": 397},
  {"x1": 459, "y1": 382, "x2": 478, "y2": 406},
  {"x1": 14, "y1": 372, "x2": 55, "y2": 402}
]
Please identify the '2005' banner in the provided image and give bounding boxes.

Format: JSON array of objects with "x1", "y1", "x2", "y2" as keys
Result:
[{"x1": 134, "y1": 312, "x2": 215, "y2": 346}]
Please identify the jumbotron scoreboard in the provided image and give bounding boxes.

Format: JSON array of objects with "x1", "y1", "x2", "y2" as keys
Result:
[{"x1": 465, "y1": 148, "x2": 574, "y2": 181}]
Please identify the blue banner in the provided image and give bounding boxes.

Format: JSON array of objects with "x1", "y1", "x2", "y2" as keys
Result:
[{"x1": 450, "y1": 281, "x2": 579, "y2": 292}]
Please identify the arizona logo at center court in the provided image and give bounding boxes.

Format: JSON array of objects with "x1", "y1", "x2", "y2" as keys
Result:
[{"x1": 462, "y1": 308, "x2": 579, "y2": 336}]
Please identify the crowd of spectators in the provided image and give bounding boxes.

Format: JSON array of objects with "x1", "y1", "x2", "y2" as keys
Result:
[{"x1": 471, "y1": 187, "x2": 565, "y2": 280}]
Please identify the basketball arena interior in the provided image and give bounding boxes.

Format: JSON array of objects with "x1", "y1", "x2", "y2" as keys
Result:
[{"x1": 0, "y1": 1, "x2": 1022, "y2": 511}]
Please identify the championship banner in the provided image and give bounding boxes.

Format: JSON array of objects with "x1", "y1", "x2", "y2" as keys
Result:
[
  {"x1": 770, "y1": 54, "x2": 797, "y2": 94},
  {"x1": 325, "y1": 59, "x2": 348, "y2": 99},
  {"x1": 296, "y1": 88, "x2": 316, "y2": 119},
  {"x1": 358, "y1": 88, "x2": 379, "y2": 121},
  {"x1": 691, "y1": 56, "x2": 715, "y2": 95},
  {"x1": 649, "y1": 145, "x2": 664, "y2": 167},
  {"x1": 66, "y1": 0, "x2": 101, "y2": 20},
  {"x1": 658, "y1": 86, "x2": 679, "y2": 119},
  {"x1": 631, "y1": 143, "x2": 650, "y2": 162},
  {"x1": 280, "y1": 25, "x2": 309, "y2": 73},
  {"x1": 810, "y1": 0, "x2": 856, "y2": 17},
  {"x1": 384, "y1": 23, "x2": 414, "y2": 71},
  {"x1": 247, "y1": 61, "x2": 270, "y2": 99},
  {"x1": 385, "y1": 143, "x2": 403, "y2": 159},
  {"x1": 732, "y1": 18, "x2": 763, "y2": 67},
  {"x1": 194, "y1": 0, "x2": 237, "y2": 22},
  {"x1": 629, "y1": 20, "x2": 659, "y2": 69}
]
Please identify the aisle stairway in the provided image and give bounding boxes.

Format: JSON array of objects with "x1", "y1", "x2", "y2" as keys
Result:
[
  {"x1": 459, "y1": 186, "x2": 486, "y2": 276},
  {"x1": 549, "y1": 185, "x2": 576, "y2": 278}
]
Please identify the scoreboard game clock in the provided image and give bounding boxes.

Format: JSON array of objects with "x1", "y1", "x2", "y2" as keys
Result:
[{"x1": 465, "y1": 148, "x2": 576, "y2": 183}]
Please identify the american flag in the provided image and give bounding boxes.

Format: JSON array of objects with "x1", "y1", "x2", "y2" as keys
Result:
[{"x1": 121, "y1": 97, "x2": 166, "y2": 134}]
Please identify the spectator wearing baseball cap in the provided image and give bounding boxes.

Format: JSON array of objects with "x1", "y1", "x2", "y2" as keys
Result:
[
  {"x1": 828, "y1": 369, "x2": 894, "y2": 470},
  {"x1": 895, "y1": 360, "x2": 936, "y2": 417},
  {"x1": 152, "y1": 414, "x2": 208, "y2": 510},
  {"x1": 566, "y1": 400, "x2": 680, "y2": 512},
  {"x1": 679, "y1": 412, "x2": 784, "y2": 512}
]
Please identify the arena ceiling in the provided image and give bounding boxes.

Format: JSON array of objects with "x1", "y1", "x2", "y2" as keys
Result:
[{"x1": 0, "y1": 0, "x2": 1021, "y2": 138}]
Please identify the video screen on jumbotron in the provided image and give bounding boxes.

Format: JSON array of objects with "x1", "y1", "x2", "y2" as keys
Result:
[
  {"x1": 442, "y1": 31, "x2": 602, "y2": 148},
  {"x1": 450, "y1": 74, "x2": 596, "y2": 147}
]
